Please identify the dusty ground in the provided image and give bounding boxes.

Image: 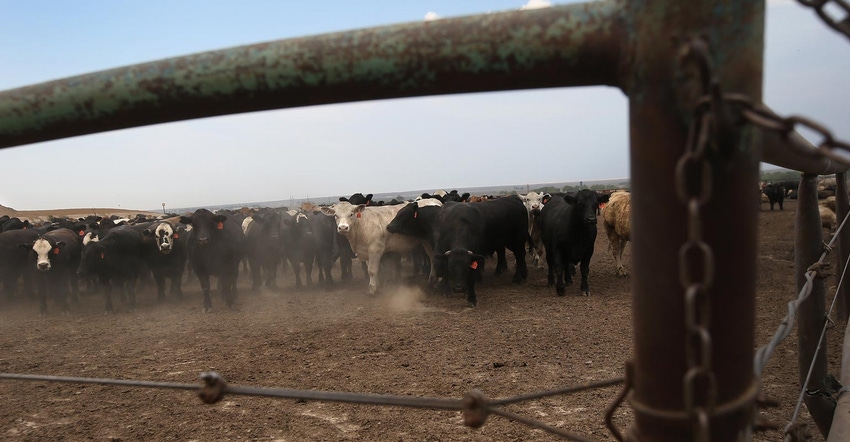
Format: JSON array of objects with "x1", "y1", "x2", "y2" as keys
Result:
[{"x1": 0, "y1": 199, "x2": 843, "y2": 441}]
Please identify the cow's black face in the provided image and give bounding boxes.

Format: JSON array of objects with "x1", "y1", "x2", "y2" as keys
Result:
[
  {"x1": 78, "y1": 242, "x2": 106, "y2": 275},
  {"x1": 182, "y1": 209, "x2": 226, "y2": 247},
  {"x1": 443, "y1": 248, "x2": 483, "y2": 293},
  {"x1": 575, "y1": 189, "x2": 599, "y2": 225}
]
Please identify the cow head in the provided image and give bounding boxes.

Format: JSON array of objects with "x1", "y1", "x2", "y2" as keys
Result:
[
  {"x1": 143, "y1": 222, "x2": 177, "y2": 254},
  {"x1": 77, "y1": 241, "x2": 106, "y2": 276},
  {"x1": 433, "y1": 248, "x2": 484, "y2": 293},
  {"x1": 321, "y1": 202, "x2": 365, "y2": 234},
  {"x1": 566, "y1": 189, "x2": 600, "y2": 225},
  {"x1": 180, "y1": 209, "x2": 227, "y2": 247},
  {"x1": 20, "y1": 238, "x2": 62, "y2": 272},
  {"x1": 251, "y1": 211, "x2": 283, "y2": 240},
  {"x1": 520, "y1": 192, "x2": 547, "y2": 216}
]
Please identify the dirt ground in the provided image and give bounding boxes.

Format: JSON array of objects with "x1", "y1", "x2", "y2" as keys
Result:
[{"x1": 0, "y1": 199, "x2": 843, "y2": 441}]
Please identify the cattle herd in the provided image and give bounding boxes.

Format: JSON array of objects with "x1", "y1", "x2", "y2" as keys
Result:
[{"x1": 0, "y1": 188, "x2": 637, "y2": 315}]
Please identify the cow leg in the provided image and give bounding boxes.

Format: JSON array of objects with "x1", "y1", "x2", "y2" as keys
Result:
[
  {"x1": 265, "y1": 257, "x2": 279, "y2": 290},
  {"x1": 171, "y1": 266, "x2": 184, "y2": 298},
  {"x1": 616, "y1": 240, "x2": 629, "y2": 277},
  {"x1": 126, "y1": 277, "x2": 138, "y2": 311},
  {"x1": 56, "y1": 273, "x2": 70, "y2": 314},
  {"x1": 365, "y1": 253, "x2": 381, "y2": 295},
  {"x1": 553, "y1": 251, "x2": 566, "y2": 296},
  {"x1": 222, "y1": 273, "x2": 236, "y2": 308},
  {"x1": 340, "y1": 257, "x2": 352, "y2": 281},
  {"x1": 579, "y1": 255, "x2": 591, "y2": 296},
  {"x1": 466, "y1": 271, "x2": 478, "y2": 307},
  {"x1": 198, "y1": 273, "x2": 212, "y2": 312},
  {"x1": 290, "y1": 258, "x2": 303, "y2": 289},
  {"x1": 304, "y1": 255, "x2": 315, "y2": 287},
  {"x1": 101, "y1": 276, "x2": 115, "y2": 314},
  {"x1": 68, "y1": 270, "x2": 79, "y2": 304},
  {"x1": 249, "y1": 256, "x2": 262, "y2": 293},
  {"x1": 511, "y1": 243, "x2": 528, "y2": 283},
  {"x1": 494, "y1": 247, "x2": 507, "y2": 276}
]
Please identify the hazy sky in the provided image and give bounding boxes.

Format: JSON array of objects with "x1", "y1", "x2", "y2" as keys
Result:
[{"x1": 1, "y1": 0, "x2": 848, "y2": 210}]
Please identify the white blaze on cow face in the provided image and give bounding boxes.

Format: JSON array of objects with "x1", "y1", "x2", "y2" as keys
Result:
[
  {"x1": 82, "y1": 232, "x2": 99, "y2": 245},
  {"x1": 155, "y1": 223, "x2": 175, "y2": 254},
  {"x1": 521, "y1": 191, "x2": 546, "y2": 213},
  {"x1": 32, "y1": 238, "x2": 54, "y2": 271}
]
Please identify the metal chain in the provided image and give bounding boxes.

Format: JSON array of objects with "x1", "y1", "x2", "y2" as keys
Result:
[
  {"x1": 724, "y1": 94, "x2": 850, "y2": 165},
  {"x1": 676, "y1": 38, "x2": 719, "y2": 442},
  {"x1": 796, "y1": 0, "x2": 850, "y2": 40}
]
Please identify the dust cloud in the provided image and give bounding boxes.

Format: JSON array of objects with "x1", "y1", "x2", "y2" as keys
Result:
[{"x1": 381, "y1": 285, "x2": 428, "y2": 313}]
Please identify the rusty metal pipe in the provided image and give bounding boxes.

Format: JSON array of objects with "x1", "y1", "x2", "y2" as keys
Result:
[
  {"x1": 0, "y1": 1, "x2": 626, "y2": 149},
  {"x1": 625, "y1": 0, "x2": 762, "y2": 440},
  {"x1": 795, "y1": 173, "x2": 835, "y2": 436},
  {"x1": 762, "y1": 130, "x2": 848, "y2": 175}
]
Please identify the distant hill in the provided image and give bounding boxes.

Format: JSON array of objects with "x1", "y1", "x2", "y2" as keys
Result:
[{"x1": 167, "y1": 178, "x2": 633, "y2": 213}]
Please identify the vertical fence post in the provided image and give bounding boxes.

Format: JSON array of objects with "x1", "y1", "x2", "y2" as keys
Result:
[
  {"x1": 835, "y1": 173, "x2": 850, "y2": 322},
  {"x1": 796, "y1": 173, "x2": 835, "y2": 436},
  {"x1": 625, "y1": 0, "x2": 762, "y2": 440}
]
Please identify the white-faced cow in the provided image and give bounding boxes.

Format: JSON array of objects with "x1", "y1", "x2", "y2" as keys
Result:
[
  {"x1": 519, "y1": 191, "x2": 550, "y2": 269},
  {"x1": 539, "y1": 190, "x2": 599, "y2": 296},
  {"x1": 20, "y1": 228, "x2": 81, "y2": 315},
  {"x1": 180, "y1": 209, "x2": 245, "y2": 312},
  {"x1": 321, "y1": 201, "x2": 425, "y2": 295},
  {"x1": 141, "y1": 220, "x2": 189, "y2": 300}
]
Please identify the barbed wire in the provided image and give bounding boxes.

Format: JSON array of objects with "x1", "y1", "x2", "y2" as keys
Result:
[
  {"x1": 783, "y1": 220, "x2": 850, "y2": 438},
  {"x1": 0, "y1": 371, "x2": 623, "y2": 441},
  {"x1": 753, "y1": 207, "x2": 850, "y2": 377}
]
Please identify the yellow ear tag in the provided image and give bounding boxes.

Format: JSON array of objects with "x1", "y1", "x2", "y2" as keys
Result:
[{"x1": 470, "y1": 261, "x2": 478, "y2": 270}]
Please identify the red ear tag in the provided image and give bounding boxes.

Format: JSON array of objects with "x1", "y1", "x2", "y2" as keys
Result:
[
  {"x1": 173, "y1": 233, "x2": 179, "y2": 239},
  {"x1": 216, "y1": 222, "x2": 224, "y2": 230},
  {"x1": 414, "y1": 212, "x2": 418, "y2": 219},
  {"x1": 356, "y1": 212, "x2": 361, "y2": 218},
  {"x1": 53, "y1": 247, "x2": 60, "y2": 255},
  {"x1": 470, "y1": 261, "x2": 478, "y2": 270},
  {"x1": 100, "y1": 252, "x2": 105, "y2": 259},
  {"x1": 78, "y1": 230, "x2": 85, "y2": 236}
]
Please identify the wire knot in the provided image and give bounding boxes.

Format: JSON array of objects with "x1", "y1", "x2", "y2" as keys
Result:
[
  {"x1": 462, "y1": 390, "x2": 489, "y2": 429},
  {"x1": 198, "y1": 372, "x2": 227, "y2": 404}
]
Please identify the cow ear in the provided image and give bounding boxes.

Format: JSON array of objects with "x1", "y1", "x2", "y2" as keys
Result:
[
  {"x1": 354, "y1": 204, "x2": 367, "y2": 213},
  {"x1": 461, "y1": 193, "x2": 470, "y2": 202},
  {"x1": 56, "y1": 241, "x2": 66, "y2": 248},
  {"x1": 320, "y1": 207, "x2": 335, "y2": 216},
  {"x1": 89, "y1": 222, "x2": 99, "y2": 229},
  {"x1": 179, "y1": 216, "x2": 193, "y2": 225},
  {"x1": 564, "y1": 194, "x2": 577, "y2": 204},
  {"x1": 19, "y1": 243, "x2": 32, "y2": 251},
  {"x1": 213, "y1": 215, "x2": 228, "y2": 223},
  {"x1": 339, "y1": 197, "x2": 348, "y2": 202},
  {"x1": 142, "y1": 229, "x2": 154, "y2": 237}
]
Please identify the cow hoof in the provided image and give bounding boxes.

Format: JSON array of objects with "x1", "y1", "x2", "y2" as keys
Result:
[
  {"x1": 467, "y1": 301, "x2": 477, "y2": 308},
  {"x1": 555, "y1": 286, "x2": 566, "y2": 296},
  {"x1": 581, "y1": 291, "x2": 590, "y2": 297},
  {"x1": 103, "y1": 310, "x2": 114, "y2": 316},
  {"x1": 202, "y1": 307, "x2": 212, "y2": 314}
]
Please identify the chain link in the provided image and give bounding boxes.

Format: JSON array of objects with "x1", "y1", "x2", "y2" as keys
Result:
[
  {"x1": 676, "y1": 38, "x2": 719, "y2": 442},
  {"x1": 796, "y1": 0, "x2": 850, "y2": 40}
]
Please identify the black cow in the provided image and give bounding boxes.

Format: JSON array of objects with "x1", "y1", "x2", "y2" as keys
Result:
[
  {"x1": 432, "y1": 195, "x2": 528, "y2": 306},
  {"x1": 243, "y1": 210, "x2": 283, "y2": 293},
  {"x1": 310, "y1": 212, "x2": 340, "y2": 287},
  {"x1": 762, "y1": 184, "x2": 785, "y2": 211},
  {"x1": 141, "y1": 221, "x2": 188, "y2": 300},
  {"x1": 77, "y1": 226, "x2": 144, "y2": 313},
  {"x1": 539, "y1": 190, "x2": 599, "y2": 296},
  {"x1": 280, "y1": 210, "x2": 316, "y2": 289},
  {"x1": 340, "y1": 193, "x2": 373, "y2": 205},
  {"x1": 180, "y1": 209, "x2": 244, "y2": 311},
  {"x1": 1, "y1": 217, "x2": 32, "y2": 232},
  {"x1": 23, "y1": 228, "x2": 82, "y2": 315},
  {"x1": 0, "y1": 229, "x2": 39, "y2": 302},
  {"x1": 386, "y1": 198, "x2": 443, "y2": 284}
]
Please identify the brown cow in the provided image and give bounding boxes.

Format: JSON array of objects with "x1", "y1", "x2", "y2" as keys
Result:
[{"x1": 602, "y1": 191, "x2": 631, "y2": 277}]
